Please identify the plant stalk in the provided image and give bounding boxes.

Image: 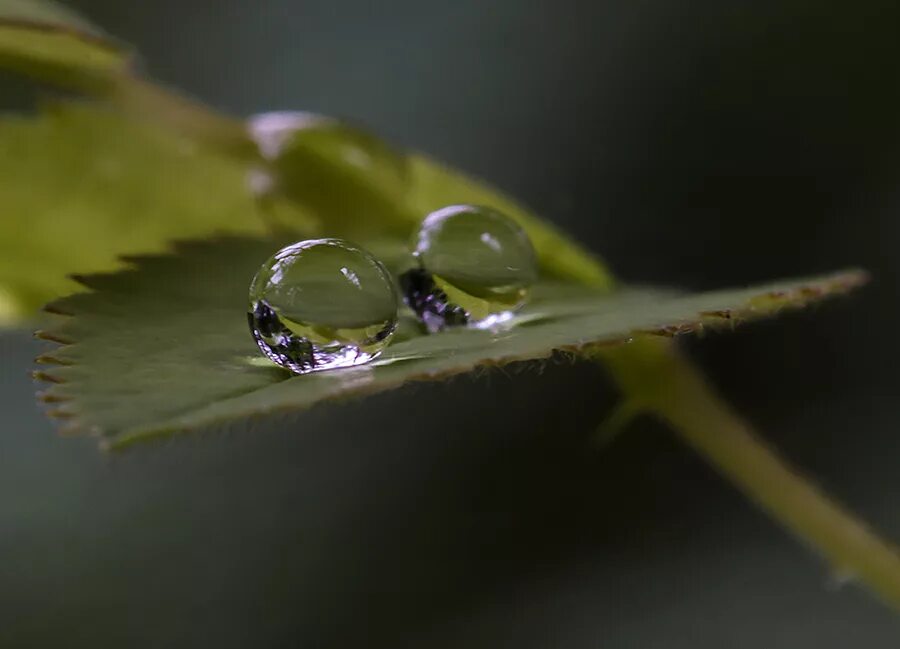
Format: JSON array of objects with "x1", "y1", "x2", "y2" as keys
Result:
[{"x1": 600, "y1": 338, "x2": 900, "y2": 610}]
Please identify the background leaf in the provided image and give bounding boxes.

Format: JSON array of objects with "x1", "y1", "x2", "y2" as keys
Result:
[
  {"x1": 0, "y1": 0, "x2": 129, "y2": 90},
  {"x1": 0, "y1": 103, "x2": 284, "y2": 323},
  {"x1": 248, "y1": 113, "x2": 615, "y2": 288},
  {"x1": 33, "y1": 235, "x2": 865, "y2": 449},
  {"x1": 0, "y1": 101, "x2": 612, "y2": 326}
]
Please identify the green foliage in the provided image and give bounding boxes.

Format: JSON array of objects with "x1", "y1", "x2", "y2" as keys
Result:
[
  {"x1": 5, "y1": 0, "x2": 898, "y2": 611},
  {"x1": 0, "y1": 104, "x2": 611, "y2": 326},
  {"x1": 0, "y1": 3, "x2": 612, "y2": 324},
  {"x1": 0, "y1": 0, "x2": 129, "y2": 91},
  {"x1": 250, "y1": 114, "x2": 614, "y2": 288},
  {"x1": 33, "y1": 235, "x2": 864, "y2": 449},
  {"x1": 0, "y1": 103, "x2": 273, "y2": 323}
]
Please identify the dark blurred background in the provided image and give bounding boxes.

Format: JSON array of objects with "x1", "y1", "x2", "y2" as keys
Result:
[{"x1": 2, "y1": 1, "x2": 899, "y2": 646}]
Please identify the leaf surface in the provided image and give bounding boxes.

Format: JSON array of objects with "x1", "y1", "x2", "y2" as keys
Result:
[{"x1": 33, "y1": 236, "x2": 866, "y2": 449}]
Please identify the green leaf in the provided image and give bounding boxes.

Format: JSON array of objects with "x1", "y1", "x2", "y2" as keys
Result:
[
  {"x1": 0, "y1": 103, "x2": 293, "y2": 324},
  {"x1": 33, "y1": 235, "x2": 866, "y2": 449},
  {"x1": 249, "y1": 113, "x2": 614, "y2": 289},
  {"x1": 0, "y1": 0, "x2": 130, "y2": 90},
  {"x1": 0, "y1": 104, "x2": 609, "y2": 326}
]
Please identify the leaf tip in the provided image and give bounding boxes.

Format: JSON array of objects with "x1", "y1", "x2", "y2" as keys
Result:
[
  {"x1": 32, "y1": 369, "x2": 64, "y2": 384},
  {"x1": 35, "y1": 353, "x2": 72, "y2": 366},
  {"x1": 36, "y1": 389, "x2": 67, "y2": 404},
  {"x1": 33, "y1": 329, "x2": 73, "y2": 345}
]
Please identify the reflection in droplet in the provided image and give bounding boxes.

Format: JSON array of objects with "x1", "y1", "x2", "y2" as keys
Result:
[
  {"x1": 248, "y1": 238, "x2": 398, "y2": 374},
  {"x1": 400, "y1": 205, "x2": 539, "y2": 332}
]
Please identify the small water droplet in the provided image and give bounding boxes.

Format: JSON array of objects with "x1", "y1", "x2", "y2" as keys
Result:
[
  {"x1": 400, "y1": 205, "x2": 538, "y2": 332},
  {"x1": 248, "y1": 239, "x2": 399, "y2": 374}
]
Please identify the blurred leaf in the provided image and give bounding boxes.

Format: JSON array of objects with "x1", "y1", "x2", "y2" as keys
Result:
[
  {"x1": 248, "y1": 112, "x2": 415, "y2": 234},
  {"x1": 33, "y1": 235, "x2": 865, "y2": 449},
  {"x1": 0, "y1": 0, "x2": 99, "y2": 30},
  {"x1": 248, "y1": 112, "x2": 614, "y2": 289},
  {"x1": 0, "y1": 103, "x2": 282, "y2": 324},
  {"x1": 0, "y1": 104, "x2": 609, "y2": 325},
  {"x1": 0, "y1": 0, "x2": 130, "y2": 90}
]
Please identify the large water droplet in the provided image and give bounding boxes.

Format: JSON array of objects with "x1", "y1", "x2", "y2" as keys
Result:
[
  {"x1": 400, "y1": 205, "x2": 539, "y2": 332},
  {"x1": 248, "y1": 238, "x2": 398, "y2": 373},
  {"x1": 246, "y1": 112, "x2": 410, "y2": 231}
]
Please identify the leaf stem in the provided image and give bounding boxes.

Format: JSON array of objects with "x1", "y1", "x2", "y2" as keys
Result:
[{"x1": 600, "y1": 338, "x2": 900, "y2": 609}]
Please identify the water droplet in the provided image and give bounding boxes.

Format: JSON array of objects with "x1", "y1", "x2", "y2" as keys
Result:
[
  {"x1": 248, "y1": 238, "x2": 398, "y2": 374},
  {"x1": 400, "y1": 205, "x2": 539, "y2": 332},
  {"x1": 246, "y1": 112, "x2": 410, "y2": 231}
]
